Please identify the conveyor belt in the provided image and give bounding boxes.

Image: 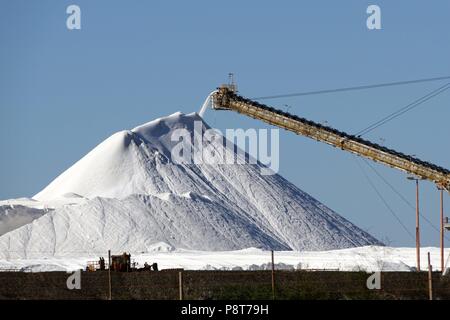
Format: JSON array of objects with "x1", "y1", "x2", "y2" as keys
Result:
[{"x1": 212, "y1": 86, "x2": 450, "y2": 192}]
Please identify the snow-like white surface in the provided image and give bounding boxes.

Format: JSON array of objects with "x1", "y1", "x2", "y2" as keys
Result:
[
  {"x1": 0, "y1": 195, "x2": 87, "y2": 236},
  {"x1": 0, "y1": 112, "x2": 381, "y2": 259},
  {"x1": 1, "y1": 246, "x2": 448, "y2": 273},
  {"x1": 0, "y1": 204, "x2": 47, "y2": 236}
]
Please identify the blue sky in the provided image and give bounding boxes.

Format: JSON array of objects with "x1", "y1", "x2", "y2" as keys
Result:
[{"x1": 1, "y1": 0, "x2": 449, "y2": 247}]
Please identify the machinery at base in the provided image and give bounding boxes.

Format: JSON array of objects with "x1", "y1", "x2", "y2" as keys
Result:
[
  {"x1": 86, "y1": 252, "x2": 158, "y2": 272},
  {"x1": 110, "y1": 252, "x2": 131, "y2": 272}
]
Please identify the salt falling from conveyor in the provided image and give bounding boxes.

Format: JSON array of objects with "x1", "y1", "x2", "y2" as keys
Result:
[{"x1": 198, "y1": 90, "x2": 218, "y2": 118}]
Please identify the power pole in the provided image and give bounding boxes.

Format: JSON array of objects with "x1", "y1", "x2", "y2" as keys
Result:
[
  {"x1": 416, "y1": 179, "x2": 421, "y2": 272},
  {"x1": 440, "y1": 189, "x2": 444, "y2": 272},
  {"x1": 427, "y1": 252, "x2": 433, "y2": 300},
  {"x1": 179, "y1": 271, "x2": 183, "y2": 300},
  {"x1": 408, "y1": 177, "x2": 421, "y2": 271},
  {"x1": 271, "y1": 250, "x2": 275, "y2": 300},
  {"x1": 108, "y1": 249, "x2": 112, "y2": 300}
]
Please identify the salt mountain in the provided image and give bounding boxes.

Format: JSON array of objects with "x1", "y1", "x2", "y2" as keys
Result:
[{"x1": 0, "y1": 112, "x2": 381, "y2": 259}]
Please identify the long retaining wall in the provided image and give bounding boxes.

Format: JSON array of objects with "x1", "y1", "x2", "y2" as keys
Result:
[{"x1": 0, "y1": 270, "x2": 449, "y2": 300}]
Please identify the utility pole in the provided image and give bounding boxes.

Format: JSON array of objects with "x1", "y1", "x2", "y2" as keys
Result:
[
  {"x1": 179, "y1": 271, "x2": 183, "y2": 300},
  {"x1": 408, "y1": 177, "x2": 421, "y2": 271},
  {"x1": 445, "y1": 216, "x2": 450, "y2": 274},
  {"x1": 108, "y1": 249, "x2": 112, "y2": 300},
  {"x1": 271, "y1": 250, "x2": 275, "y2": 300},
  {"x1": 440, "y1": 188, "x2": 444, "y2": 273},
  {"x1": 416, "y1": 179, "x2": 421, "y2": 272},
  {"x1": 427, "y1": 252, "x2": 433, "y2": 300}
]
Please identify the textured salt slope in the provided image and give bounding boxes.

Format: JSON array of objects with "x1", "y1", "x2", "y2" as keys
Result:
[
  {"x1": 0, "y1": 194, "x2": 88, "y2": 236},
  {"x1": 0, "y1": 204, "x2": 47, "y2": 236},
  {"x1": 0, "y1": 112, "x2": 381, "y2": 259}
]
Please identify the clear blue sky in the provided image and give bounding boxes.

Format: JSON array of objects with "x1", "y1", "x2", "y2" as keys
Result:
[{"x1": 1, "y1": 0, "x2": 449, "y2": 247}]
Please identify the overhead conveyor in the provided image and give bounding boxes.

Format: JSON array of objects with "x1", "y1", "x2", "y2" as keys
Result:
[{"x1": 212, "y1": 85, "x2": 450, "y2": 192}]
